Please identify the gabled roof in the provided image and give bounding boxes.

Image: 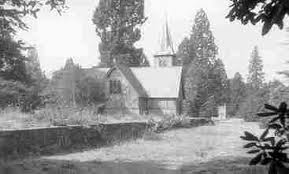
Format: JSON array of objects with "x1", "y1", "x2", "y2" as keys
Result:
[
  {"x1": 106, "y1": 65, "x2": 182, "y2": 98},
  {"x1": 106, "y1": 65, "x2": 148, "y2": 97},
  {"x1": 130, "y1": 67, "x2": 182, "y2": 98}
]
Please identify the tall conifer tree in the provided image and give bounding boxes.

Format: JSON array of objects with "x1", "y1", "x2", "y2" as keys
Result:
[
  {"x1": 92, "y1": 0, "x2": 148, "y2": 67},
  {"x1": 247, "y1": 46, "x2": 265, "y2": 91}
]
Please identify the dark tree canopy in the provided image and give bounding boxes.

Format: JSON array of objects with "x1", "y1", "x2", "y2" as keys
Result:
[
  {"x1": 92, "y1": 0, "x2": 148, "y2": 67},
  {"x1": 226, "y1": 0, "x2": 289, "y2": 35},
  {"x1": 0, "y1": 0, "x2": 66, "y2": 82}
]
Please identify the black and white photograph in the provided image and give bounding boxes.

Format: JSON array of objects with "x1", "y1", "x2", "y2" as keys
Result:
[{"x1": 1, "y1": 0, "x2": 289, "y2": 173}]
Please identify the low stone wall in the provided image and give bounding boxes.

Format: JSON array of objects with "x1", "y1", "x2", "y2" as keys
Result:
[
  {"x1": 0, "y1": 122, "x2": 149, "y2": 159},
  {"x1": 0, "y1": 118, "x2": 213, "y2": 159}
]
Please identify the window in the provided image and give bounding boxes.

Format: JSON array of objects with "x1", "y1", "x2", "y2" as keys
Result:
[{"x1": 109, "y1": 80, "x2": 121, "y2": 94}]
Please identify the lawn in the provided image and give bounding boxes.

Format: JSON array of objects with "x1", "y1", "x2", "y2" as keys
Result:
[{"x1": 0, "y1": 119, "x2": 269, "y2": 174}]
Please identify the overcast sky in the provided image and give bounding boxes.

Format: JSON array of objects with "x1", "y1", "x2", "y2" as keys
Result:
[{"x1": 19, "y1": 0, "x2": 289, "y2": 83}]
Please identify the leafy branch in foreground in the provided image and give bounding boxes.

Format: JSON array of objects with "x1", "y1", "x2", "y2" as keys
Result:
[{"x1": 241, "y1": 102, "x2": 289, "y2": 174}]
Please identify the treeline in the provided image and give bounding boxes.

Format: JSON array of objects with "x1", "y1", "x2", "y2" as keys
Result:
[
  {"x1": 175, "y1": 9, "x2": 289, "y2": 120},
  {"x1": 0, "y1": 48, "x2": 106, "y2": 112}
]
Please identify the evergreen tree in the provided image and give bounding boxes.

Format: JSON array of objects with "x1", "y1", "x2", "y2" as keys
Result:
[
  {"x1": 209, "y1": 58, "x2": 229, "y2": 105},
  {"x1": 238, "y1": 46, "x2": 268, "y2": 121},
  {"x1": 26, "y1": 47, "x2": 45, "y2": 83},
  {"x1": 175, "y1": 37, "x2": 190, "y2": 66},
  {"x1": 189, "y1": 9, "x2": 218, "y2": 67},
  {"x1": 92, "y1": 0, "x2": 148, "y2": 67},
  {"x1": 247, "y1": 46, "x2": 265, "y2": 91},
  {"x1": 182, "y1": 9, "x2": 223, "y2": 116},
  {"x1": 228, "y1": 72, "x2": 246, "y2": 117}
]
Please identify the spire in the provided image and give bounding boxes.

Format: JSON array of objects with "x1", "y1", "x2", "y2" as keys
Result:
[
  {"x1": 154, "y1": 14, "x2": 175, "y2": 67},
  {"x1": 158, "y1": 16, "x2": 175, "y2": 55}
]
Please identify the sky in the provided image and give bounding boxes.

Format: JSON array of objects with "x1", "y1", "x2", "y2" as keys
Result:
[{"x1": 19, "y1": 0, "x2": 289, "y2": 83}]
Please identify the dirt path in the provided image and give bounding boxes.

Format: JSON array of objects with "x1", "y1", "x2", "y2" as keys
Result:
[{"x1": 0, "y1": 119, "x2": 268, "y2": 174}]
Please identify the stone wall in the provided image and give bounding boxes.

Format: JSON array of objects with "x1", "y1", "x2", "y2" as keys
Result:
[
  {"x1": 0, "y1": 118, "x2": 213, "y2": 159},
  {"x1": 0, "y1": 122, "x2": 149, "y2": 159}
]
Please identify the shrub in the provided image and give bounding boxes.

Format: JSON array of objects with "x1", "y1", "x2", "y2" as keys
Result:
[
  {"x1": 241, "y1": 102, "x2": 289, "y2": 174},
  {"x1": 148, "y1": 115, "x2": 192, "y2": 133}
]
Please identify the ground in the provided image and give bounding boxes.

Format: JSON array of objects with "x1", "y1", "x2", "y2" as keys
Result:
[{"x1": 0, "y1": 119, "x2": 269, "y2": 174}]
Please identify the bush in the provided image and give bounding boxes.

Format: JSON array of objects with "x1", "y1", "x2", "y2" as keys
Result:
[
  {"x1": 148, "y1": 115, "x2": 192, "y2": 133},
  {"x1": 241, "y1": 102, "x2": 289, "y2": 174}
]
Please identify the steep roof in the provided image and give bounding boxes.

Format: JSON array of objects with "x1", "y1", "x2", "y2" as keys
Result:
[
  {"x1": 106, "y1": 65, "x2": 183, "y2": 98},
  {"x1": 116, "y1": 65, "x2": 148, "y2": 97},
  {"x1": 130, "y1": 67, "x2": 182, "y2": 98}
]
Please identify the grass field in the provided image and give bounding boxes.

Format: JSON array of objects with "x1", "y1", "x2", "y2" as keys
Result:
[{"x1": 0, "y1": 119, "x2": 270, "y2": 174}]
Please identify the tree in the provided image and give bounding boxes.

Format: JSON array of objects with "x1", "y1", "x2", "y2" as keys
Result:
[
  {"x1": 26, "y1": 47, "x2": 43, "y2": 83},
  {"x1": 237, "y1": 46, "x2": 268, "y2": 121},
  {"x1": 182, "y1": 9, "x2": 222, "y2": 117},
  {"x1": 247, "y1": 46, "x2": 265, "y2": 91},
  {"x1": 188, "y1": 9, "x2": 218, "y2": 67},
  {"x1": 0, "y1": 0, "x2": 66, "y2": 81},
  {"x1": 0, "y1": 0, "x2": 66, "y2": 110},
  {"x1": 92, "y1": 0, "x2": 148, "y2": 67},
  {"x1": 226, "y1": 0, "x2": 289, "y2": 35},
  {"x1": 175, "y1": 37, "x2": 190, "y2": 66},
  {"x1": 44, "y1": 59, "x2": 106, "y2": 107},
  {"x1": 228, "y1": 72, "x2": 247, "y2": 117},
  {"x1": 209, "y1": 58, "x2": 229, "y2": 105}
]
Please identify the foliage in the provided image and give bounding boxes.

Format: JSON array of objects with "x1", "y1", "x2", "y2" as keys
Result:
[
  {"x1": 148, "y1": 115, "x2": 192, "y2": 133},
  {"x1": 268, "y1": 80, "x2": 289, "y2": 106},
  {"x1": 92, "y1": 0, "x2": 148, "y2": 67},
  {"x1": 175, "y1": 37, "x2": 190, "y2": 66},
  {"x1": 43, "y1": 58, "x2": 106, "y2": 107},
  {"x1": 178, "y1": 9, "x2": 218, "y2": 66},
  {"x1": 180, "y1": 9, "x2": 228, "y2": 117},
  {"x1": 235, "y1": 46, "x2": 268, "y2": 120},
  {"x1": 0, "y1": 0, "x2": 66, "y2": 111},
  {"x1": 0, "y1": 37, "x2": 30, "y2": 83},
  {"x1": 241, "y1": 102, "x2": 289, "y2": 173},
  {"x1": 247, "y1": 46, "x2": 265, "y2": 91},
  {"x1": 237, "y1": 86, "x2": 270, "y2": 121},
  {"x1": 0, "y1": 77, "x2": 29, "y2": 108},
  {"x1": 228, "y1": 72, "x2": 247, "y2": 117},
  {"x1": 226, "y1": 0, "x2": 289, "y2": 35},
  {"x1": 0, "y1": 0, "x2": 67, "y2": 77}
]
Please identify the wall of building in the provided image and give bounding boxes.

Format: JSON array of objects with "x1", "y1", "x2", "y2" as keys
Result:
[
  {"x1": 147, "y1": 98, "x2": 177, "y2": 115},
  {"x1": 0, "y1": 122, "x2": 149, "y2": 159},
  {"x1": 105, "y1": 69, "x2": 140, "y2": 114}
]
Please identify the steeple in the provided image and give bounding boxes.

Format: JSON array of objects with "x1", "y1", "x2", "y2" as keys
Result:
[{"x1": 154, "y1": 16, "x2": 175, "y2": 67}]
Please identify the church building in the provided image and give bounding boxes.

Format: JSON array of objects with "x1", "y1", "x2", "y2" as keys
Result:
[
  {"x1": 85, "y1": 19, "x2": 184, "y2": 116},
  {"x1": 102, "y1": 20, "x2": 184, "y2": 116}
]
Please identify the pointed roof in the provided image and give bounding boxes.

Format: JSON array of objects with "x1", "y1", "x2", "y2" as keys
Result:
[
  {"x1": 106, "y1": 65, "x2": 183, "y2": 98},
  {"x1": 130, "y1": 67, "x2": 182, "y2": 98},
  {"x1": 155, "y1": 18, "x2": 175, "y2": 56}
]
